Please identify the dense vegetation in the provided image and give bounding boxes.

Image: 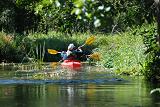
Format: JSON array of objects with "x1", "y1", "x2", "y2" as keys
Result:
[
  {"x1": 1, "y1": 0, "x2": 160, "y2": 82},
  {"x1": 0, "y1": 0, "x2": 155, "y2": 34},
  {"x1": 0, "y1": 26, "x2": 148, "y2": 76}
]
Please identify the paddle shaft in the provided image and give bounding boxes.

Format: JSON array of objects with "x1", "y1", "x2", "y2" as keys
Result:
[{"x1": 48, "y1": 36, "x2": 95, "y2": 55}]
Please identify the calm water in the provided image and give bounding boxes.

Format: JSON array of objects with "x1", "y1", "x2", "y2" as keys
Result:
[{"x1": 0, "y1": 64, "x2": 160, "y2": 107}]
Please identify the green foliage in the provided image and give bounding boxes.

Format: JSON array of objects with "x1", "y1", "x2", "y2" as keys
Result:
[
  {"x1": 0, "y1": 0, "x2": 155, "y2": 34},
  {"x1": 0, "y1": 31, "x2": 96, "y2": 63},
  {"x1": 71, "y1": 0, "x2": 154, "y2": 32},
  {"x1": 134, "y1": 24, "x2": 160, "y2": 82},
  {"x1": 24, "y1": 42, "x2": 46, "y2": 70},
  {"x1": 22, "y1": 31, "x2": 95, "y2": 62},
  {"x1": 0, "y1": 32, "x2": 25, "y2": 62},
  {"x1": 72, "y1": 0, "x2": 111, "y2": 27},
  {"x1": 0, "y1": 25, "x2": 154, "y2": 77},
  {"x1": 0, "y1": 0, "x2": 15, "y2": 33},
  {"x1": 96, "y1": 28, "x2": 146, "y2": 75}
]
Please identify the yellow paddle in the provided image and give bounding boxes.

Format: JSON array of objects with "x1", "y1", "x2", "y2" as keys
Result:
[
  {"x1": 48, "y1": 36, "x2": 95, "y2": 55},
  {"x1": 88, "y1": 52, "x2": 100, "y2": 61},
  {"x1": 48, "y1": 49, "x2": 61, "y2": 55},
  {"x1": 85, "y1": 36, "x2": 95, "y2": 45},
  {"x1": 50, "y1": 62, "x2": 59, "y2": 68},
  {"x1": 80, "y1": 36, "x2": 95, "y2": 47}
]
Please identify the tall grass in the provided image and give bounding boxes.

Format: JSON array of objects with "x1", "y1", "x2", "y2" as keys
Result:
[
  {"x1": 0, "y1": 31, "x2": 92, "y2": 63},
  {"x1": 96, "y1": 30, "x2": 146, "y2": 75},
  {"x1": 25, "y1": 31, "x2": 96, "y2": 62}
]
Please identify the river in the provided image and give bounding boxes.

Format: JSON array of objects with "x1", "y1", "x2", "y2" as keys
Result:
[{"x1": 0, "y1": 63, "x2": 159, "y2": 107}]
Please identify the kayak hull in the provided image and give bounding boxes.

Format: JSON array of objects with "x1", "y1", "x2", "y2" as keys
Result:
[{"x1": 61, "y1": 60, "x2": 81, "y2": 70}]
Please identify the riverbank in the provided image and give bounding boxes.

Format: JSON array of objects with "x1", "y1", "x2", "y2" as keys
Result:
[{"x1": 0, "y1": 24, "x2": 150, "y2": 75}]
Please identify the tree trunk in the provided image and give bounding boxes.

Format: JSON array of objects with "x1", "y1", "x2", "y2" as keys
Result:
[{"x1": 155, "y1": 0, "x2": 160, "y2": 46}]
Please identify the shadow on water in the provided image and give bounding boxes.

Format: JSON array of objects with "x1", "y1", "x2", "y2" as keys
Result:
[{"x1": 0, "y1": 63, "x2": 160, "y2": 107}]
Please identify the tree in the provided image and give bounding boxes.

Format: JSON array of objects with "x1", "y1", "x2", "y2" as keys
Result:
[{"x1": 154, "y1": 0, "x2": 160, "y2": 45}]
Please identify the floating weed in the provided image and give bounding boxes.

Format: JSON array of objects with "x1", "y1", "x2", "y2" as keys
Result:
[{"x1": 32, "y1": 73, "x2": 47, "y2": 80}]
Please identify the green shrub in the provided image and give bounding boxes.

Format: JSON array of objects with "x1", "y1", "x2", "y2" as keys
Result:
[
  {"x1": 0, "y1": 32, "x2": 25, "y2": 62},
  {"x1": 96, "y1": 28, "x2": 146, "y2": 75},
  {"x1": 135, "y1": 24, "x2": 160, "y2": 82}
]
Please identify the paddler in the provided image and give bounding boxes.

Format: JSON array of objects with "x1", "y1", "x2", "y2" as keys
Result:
[{"x1": 61, "y1": 43, "x2": 83, "y2": 60}]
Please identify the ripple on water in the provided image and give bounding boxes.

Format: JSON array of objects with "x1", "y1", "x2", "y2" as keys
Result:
[{"x1": 0, "y1": 78, "x2": 126, "y2": 85}]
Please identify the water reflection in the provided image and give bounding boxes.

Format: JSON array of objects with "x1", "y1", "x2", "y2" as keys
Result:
[
  {"x1": 145, "y1": 82, "x2": 160, "y2": 107},
  {"x1": 0, "y1": 64, "x2": 160, "y2": 106},
  {"x1": 0, "y1": 81, "x2": 158, "y2": 107}
]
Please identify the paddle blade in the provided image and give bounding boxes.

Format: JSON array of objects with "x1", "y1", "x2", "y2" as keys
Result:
[
  {"x1": 85, "y1": 36, "x2": 95, "y2": 45},
  {"x1": 48, "y1": 49, "x2": 59, "y2": 55},
  {"x1": 89, "y1": 52, "x2": 100, "y2": 61},
  {"x1": 51, "y1": 62, "x2": 58, "y2": 68}
]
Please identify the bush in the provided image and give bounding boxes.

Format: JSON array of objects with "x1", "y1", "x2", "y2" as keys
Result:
[
  {"x1": 0, "y1": 32, "x2": 25, "y2": 62},
  {"x1": 136, "y1": 24, "x2": 160, "y2": 82},
  {"x1": 96, "y1": 27, "x2": 146, "y2": 75}
]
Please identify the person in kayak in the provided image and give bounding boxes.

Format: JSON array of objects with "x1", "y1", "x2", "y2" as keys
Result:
[{"x1": 61, "y1": 43, "x2": 83, "y2": 61}]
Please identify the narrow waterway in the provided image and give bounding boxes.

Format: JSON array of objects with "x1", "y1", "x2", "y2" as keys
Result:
[{"x1": 0, "y1": 64, "x2": 159, "y2": 107}]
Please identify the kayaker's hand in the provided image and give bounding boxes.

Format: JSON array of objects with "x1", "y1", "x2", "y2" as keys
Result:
[
  {"x1": 78, "y1": 46, "x2": 82, "y2": 49},
  {"x1": 77, "y1": 46, "x2": 83, "y2": 52},
  {"x1": 86, "y1": 55, "x2": 90, "y2": 57}
]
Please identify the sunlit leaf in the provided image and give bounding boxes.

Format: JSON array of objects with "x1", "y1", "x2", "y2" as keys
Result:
[
  {"x1": 35, "y1": 4, "x2": 43, "y2": 14},
  {"x1": 100, "y1": 13, "x2": 104, "y2": 17},
  {"x1": 73, "y1": 0, "x2": 85, "y2": 8},
  {"x1": 55, "y1": 0, "x2": 60, "y2": 7},
  {"x1": 98, "y1": 5, "x2": 104, "y2": 10},
  {"x1": 77, "y1": 15, "x2": 82, "y2": 19},
  {"x1": 75, "y1": 8, "x2": 81, "y2": 15},
  {"x1": 71, "y1": 8, "x2": 76, "y2": 15},
  {"x1": 50, "y1": 0, "x2": 53, "y2": 4},
  {"x1": 85, "y1": 12, "x2": 92, "y2": 18},
  {"x1": 105, "y1": 7, "x2": 111, "y2": 12},
  {"x1": 94, "y1": 19, "x2": 101, "y2": 27},
  {"x1": 71, "y1": 8, "x2": 82, "y2": 15},
  {"x1": 42, "y1": 0, "x2": 51, "y2": 5}
]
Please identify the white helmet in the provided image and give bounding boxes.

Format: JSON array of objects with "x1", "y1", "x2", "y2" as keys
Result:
[{"x1": 68, "y1": 43, "x2": 75, "y2": 50}]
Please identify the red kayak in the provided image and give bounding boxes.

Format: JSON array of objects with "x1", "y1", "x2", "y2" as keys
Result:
[{"x1": 61, "y1": 60, "x2": 81, "y2": 70}]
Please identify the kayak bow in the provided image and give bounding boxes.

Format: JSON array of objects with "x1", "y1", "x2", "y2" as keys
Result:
[{"x1": 61, "y1": 60, "x2": 81, "y2": 70}]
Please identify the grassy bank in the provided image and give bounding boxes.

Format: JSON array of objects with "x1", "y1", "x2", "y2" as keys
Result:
[
  {"x1": 96, "y1": 32, "x2": 146, "y2": 75},
  {"x1": 0, "y1": 26, "x2": 148, "y2": 75}
]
